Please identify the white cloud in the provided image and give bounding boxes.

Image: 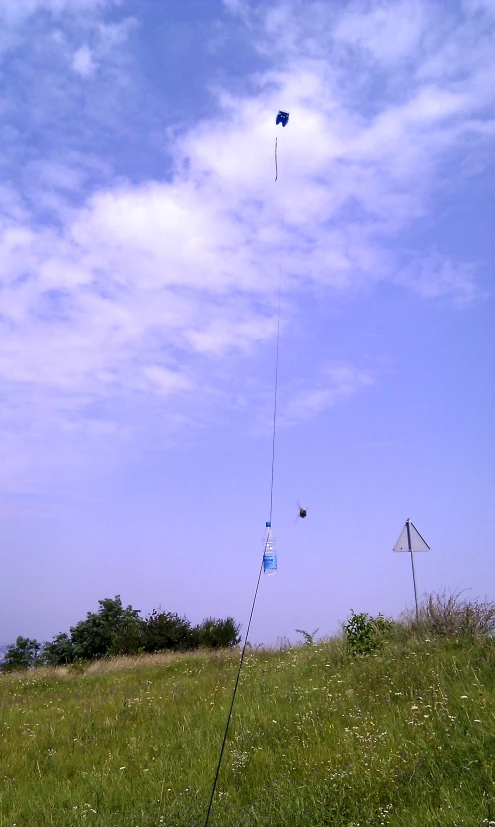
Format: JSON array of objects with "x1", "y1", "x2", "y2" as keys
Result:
[{"x1": 72, "y1": 43, "x2": 97, "y2": 78}]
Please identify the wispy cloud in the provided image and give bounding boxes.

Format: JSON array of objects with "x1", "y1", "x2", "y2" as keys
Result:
[
  {"x1": 396, "y1": 255, "x2": 486, "y2": 304},
  {"x1": 0, "y1": 0, "x2": 119, "y2": 24},
  {"x1": 281, "y1": 365, "x2": 374, "y2": 427},
  {"x1": 333, "y1": 1, "x2": 428, "y2": 64}
]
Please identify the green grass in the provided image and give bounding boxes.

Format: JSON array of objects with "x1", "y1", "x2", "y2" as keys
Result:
[{"x1": 1, "y1": 635, "x2": 495, "y2": 826}]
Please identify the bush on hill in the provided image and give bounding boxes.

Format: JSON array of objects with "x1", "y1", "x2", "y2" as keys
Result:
[
  {"x1": 343, "y1": 592, "x2": 495, "y2": 656},
  {"x1": 417, "y1": 589, "x2": 495, "y2": 639},
  {"x1": 193, "y1": 616, "x2": 241, "y2": 649},
  {"x1": 69, "y1": 596, "x2": 143, "y2": 660},
  {"x1": 1, "y1": 596, "x2": 242, "y2": 672},
  {"x1": 344, "y1": 610, "x2": 393, "y2": 654},
  {"x1": 142, "y1": 610, "x2": 194, "y2": 652}
]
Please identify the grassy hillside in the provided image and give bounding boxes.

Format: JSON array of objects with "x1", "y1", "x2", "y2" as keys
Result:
[{"x1": 1, "y1": 632, "x2": 494, "y2": 826}]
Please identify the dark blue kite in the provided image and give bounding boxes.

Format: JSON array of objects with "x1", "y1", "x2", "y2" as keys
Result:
[
  {"x1": 275, "y1": 111, "x2": 289, "y2": 181},
  {"x1": 276, "y1": 111, "x2": 289, "y2": 127}
]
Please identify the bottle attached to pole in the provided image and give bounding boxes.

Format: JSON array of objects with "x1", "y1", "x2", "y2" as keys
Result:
[{"x1": 263, "y1": 523, "x2": 277, "y2": 575}]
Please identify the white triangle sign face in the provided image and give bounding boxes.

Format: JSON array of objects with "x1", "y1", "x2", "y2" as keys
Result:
[{"x1": 394, "y1": 520, "x2": 430, "y2": 552}]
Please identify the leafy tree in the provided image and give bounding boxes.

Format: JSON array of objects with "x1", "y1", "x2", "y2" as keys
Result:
[
  {"x1": 40, "y1": 633, "x2": 75, "y2": 666},
  {"x1": 142, "y1": 610, "x2": 194, "y2": 652},
  {"x1": 194, "y1": 617, "x2": 241, "y2": 649},
  {"x1": 111, "y1": 613, "x2": 146, "y2": 655},
  {"x1": 1, "y1": 636, "x2": 41, "y2": 672},
  {"x1": 70, "y1": 596, "x2": 144, "y2": 660}
]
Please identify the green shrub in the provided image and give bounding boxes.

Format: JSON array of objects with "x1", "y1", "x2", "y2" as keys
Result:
[
  {"x1": 194, "y1": 616, "x2": 241, "y2": 648},
  {"x1": 344, "y1": 610, "x2": 393, "y2": 654},
  {"x1": 142, "y1": 610, "x2": 194, "y2": 652}
]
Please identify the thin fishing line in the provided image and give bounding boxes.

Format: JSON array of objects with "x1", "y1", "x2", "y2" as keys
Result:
[{"x1": 203, "y1": 250, "x2": 283, "y2": 827}]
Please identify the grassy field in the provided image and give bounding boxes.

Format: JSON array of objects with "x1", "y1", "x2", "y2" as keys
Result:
[{"x1": 1, "y1": 633, "x2": 495, "y2": 826}]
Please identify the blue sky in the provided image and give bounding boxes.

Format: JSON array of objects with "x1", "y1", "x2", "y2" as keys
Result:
[{"x1": 1, "y1": 0, "x2": 494, "y2": 647}]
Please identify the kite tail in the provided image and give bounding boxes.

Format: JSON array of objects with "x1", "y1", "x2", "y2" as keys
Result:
[{"x1": 275, "y1": 136, "x2": 278, "y2": 182}]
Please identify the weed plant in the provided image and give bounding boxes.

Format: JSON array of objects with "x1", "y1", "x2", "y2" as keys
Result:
[
  {"x1": 407, "y1": 590, "x2": 495, "y2": 640},
  {"x1": 1, "y1": 616, "x2": 495, "y2": 825}
]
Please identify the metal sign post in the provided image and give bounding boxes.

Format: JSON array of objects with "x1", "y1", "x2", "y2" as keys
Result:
[{"x1": 394, "y1": 518, "x2": 430, "y2": 624}]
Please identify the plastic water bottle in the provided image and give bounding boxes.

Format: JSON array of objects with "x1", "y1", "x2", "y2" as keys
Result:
[{"x1": 263, "y1": 535, "x2": 277, "y2": 576}]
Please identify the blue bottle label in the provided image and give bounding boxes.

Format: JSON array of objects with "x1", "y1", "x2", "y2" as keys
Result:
[{"x1": 263, "y1": 552, "x2": 277, "y2": 572}]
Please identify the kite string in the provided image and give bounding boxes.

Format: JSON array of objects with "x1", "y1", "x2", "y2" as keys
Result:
[
  {"x1": 275, "y1": 136, "x2": 278, "y2": 182},
  {"x1": 202, "y1": 249, "x2": 283, "y2": 827},
  {"x1": 269, "y1": 266, "x2": 282, "y2": 525}
]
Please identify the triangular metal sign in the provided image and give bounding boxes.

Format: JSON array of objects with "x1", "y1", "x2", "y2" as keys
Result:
[{"x1": 394, "y1": 519, "x2": 430, "y2": 552}]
